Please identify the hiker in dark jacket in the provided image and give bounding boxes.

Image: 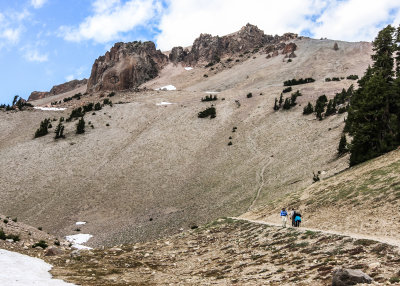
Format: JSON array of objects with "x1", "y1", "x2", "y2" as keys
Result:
[
  {"x1": 294, "y1": 213, "x2": 302, "y2": 227},
  {"x1": 289, "y1": 208, "x2": 296, "y2": 227}
]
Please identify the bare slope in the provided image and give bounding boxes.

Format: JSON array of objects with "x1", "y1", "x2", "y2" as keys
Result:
[{"x1": 0, "y1": 38, "x2": 372, "y2": 246}]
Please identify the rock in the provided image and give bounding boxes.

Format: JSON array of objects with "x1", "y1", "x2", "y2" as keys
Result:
[
  {"x1": 169, "y1": 46, "x2": 187, "y2": 64},
  {"x1": 28, "y1": 79, "x2": 87, "y2": 101},
  {"x1": 28, "y1": 91, "x2": 49, "y2": 101},
  {"x1": 87, "y1": 41, "x2": 168, "y2": 92},
  {"x1": 282, "y1": 42, "x2": 297, "y2": 55},
  {"x1": 45, "y1": 247, "x2": 63, "y2": 256},
  {"x1": 332, "y1": 268, "x2": 373, "y2": 286},
  {"x1": 368, "y1": 262, "x2": 380, "y2": 269}
]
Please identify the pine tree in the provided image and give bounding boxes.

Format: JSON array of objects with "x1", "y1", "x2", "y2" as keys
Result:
[
  {"x1": 34, "y1": 119, "x2": 50, "y2": 138},
  {"x1": 290, "y1": 92, "x2": 298, "y2": 107},
  {"x1": 338, "y1": 134, "x2": 348, "y2": 155},
  {"x1": 76, "y1": 117, "x2": 85, "y2": 134},
  {"x1": 279, "y1": 93, "x2": 283, "y2": 107},
  {"x1": 273, "y1": 98, "x2": 279, "y2": 110},
  {"x1": 345, "y1": 25, "x2": 400, "y2": 166},
  {"x1": 303, "y1": 102, "x2": 313, "y2": 115},
  {"x1": 282, "y1": 98, "x2": 291, "y2": 110},
  {"x1": 325, "y1": 99, "x2": 336, "y2": 116},
  {"x1": 54, "y1": 120, "x2": 65, "y2": 139}
]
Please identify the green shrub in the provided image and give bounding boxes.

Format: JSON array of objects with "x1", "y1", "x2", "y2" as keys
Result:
[
  {"x1": 0, "y1": 229, "x2": 5, "y2": 240},
  {"x1": 332, "y1": 77, "x2": 340, "y2": 81},
  {"x1": 282, "y1": 87, "x2": 292, "y2": 93},
  {"x1": 247, "y1": 93, "x2": 252, "y2": 98},
  {"x1": 67, "y1": 107, "x2": 84, "y2": 121},
  {"x1": 3, "y1": 219, "x2": 8, "y2": 224},
  {"x1": 198, "y1": 106, "x2": 216, "y2": 118},
  {"x1": 283, "y1": 78, "x2": 315, "y2": 86},
  {"x1": 325, "y1": 78, "x2": 332, "y2": 82},
  {"x1": 32, "y1": 240, "x2": 48, "y2": 249},
  {"x1": 228, "y1": 141, "x2": 233, "y2": 146},
  {"x1": 282, "y1": 98, "x2": 291, "y2": 110},
  {"x1": 94, "y1": 102, "x2": 102, "y2": 111},
  {"x1": 54, "y1": 119, "x2": 65, "y2": 139},
  {"x1": 201, "y1": 95, "x2": 217, "y2": 102},
  {"x1": 107, "y1": 92, "x2": 115, "y2": 97},
  {"x1": 338, "y1": 134, "x2": 348, "y2": 155},
  {"x1": 346, "y1": 75, "x2": 359, "y2": 80},
  {"x1": 12, "y1": 217, "x2": 17, "y2": 222}
]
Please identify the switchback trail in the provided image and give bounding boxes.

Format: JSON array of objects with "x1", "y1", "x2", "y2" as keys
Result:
[{"x1": 229, "y1": 217, "x2": 400, "y2": 248}]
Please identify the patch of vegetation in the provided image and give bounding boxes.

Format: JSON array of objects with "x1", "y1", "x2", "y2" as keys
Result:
[
  {"x1": 201, "y1": 95, "x2": 217, "y2": 102},
  {"x1": 247, "y1": 93, "x2": 253, "y2": 98},
  {"x1": 303, "y1": 102, "x2": 314, "y2": 115},
  {"x1": 283, "y1": 78, "x2": 315, "y2": 86},
  {"x1": 76, "y1": 117, "x2": 85, "y2": 134},
  {"x1": 198, "y1": 106, "x2": 216, "y2": 119},
  {"x1": 107, "y1": 92, "x2": 115, "y2": 97},
  {"x1": 283, "y1": 87, "x2": 292, "y2": 93},
  {"x1": 346, "y1": 74, "x2": 359, "y2": 80},
  {"x1": 32, "y1": 240, "x2": 48, "y2": 249},
  {"x1": 54, "y1": 119, "x2": 65, "y2": 139},
  {"x1": 34, "y1": 118, "x2": 51, "y2": 138}
]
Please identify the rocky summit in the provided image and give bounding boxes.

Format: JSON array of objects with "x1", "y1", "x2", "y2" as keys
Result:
[
  {"x1": 86, "y1": 41, "x2": 168, "y2": 92},
  {"x1": 28, "y1": 79, "x2": 87, "y2": 101}
]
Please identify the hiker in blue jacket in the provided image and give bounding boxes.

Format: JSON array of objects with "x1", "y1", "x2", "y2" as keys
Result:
[{"x1": 280, "y1": 208, "x2": 288, "y2": 228}]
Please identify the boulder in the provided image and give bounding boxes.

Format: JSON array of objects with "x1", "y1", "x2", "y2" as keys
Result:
[
  {"x1": 332, "y1": 268, "x2": 372, "y2": 286},
  {"x1": 282, "y1": 42, "x2": 297, "y2": 55},
  {"x1": 44, "y1": 247, "x2": 63, "y2": 256},
  {"x1": 87, "y1": 41, "x2": 168, "y2": 92}
]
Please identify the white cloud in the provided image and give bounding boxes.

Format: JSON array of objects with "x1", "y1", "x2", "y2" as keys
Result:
[
  {"x1": 65, "y1": 74, "x2": 74, "y2": 81},
  {"x1": 156, "y1": 0, "x2": 326, "y2": 50},
  {"x1": 60, "y1": 0, "x2": 161, "y2": 43},
  {"x1": 312, "y1": 0, "x2": 400, "y2": 42},
  {"x1": 155, "y1": 0, "x2": 400, "y2": 50},
  {"x1": 31, "y1": 0, "x2": 47, "y2": 9},
  {"x1": 24, "y1": 49, "x2": 48, "y2": 62},
  {"x1": 1, "y1": 28, "x2": 21, "y2": 44}
]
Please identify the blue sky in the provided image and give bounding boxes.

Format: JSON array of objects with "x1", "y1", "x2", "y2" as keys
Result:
[{"x1": 1, "y1": 0, "x2": 400, "y2": 104}]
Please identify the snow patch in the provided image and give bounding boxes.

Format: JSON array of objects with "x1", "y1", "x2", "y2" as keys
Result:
[
  {"x1": 0, "y1": 249, "x2": 76, "y2": 285},
  {"x1": 205, "y1": 91, "x2": 220, "y2": 94},
  {"x1": 34, "y1": 107, "x2": 67, "y2": 111},
  {"x1": 155, "y1": 85, "x2": 176, "y2": 91},
  {"x1": 184, "y1": 67, "x2": 193, "y2": 71},
  {"x1": 66, "y1": 234, "x2": 93, "y2": 250},
  {"x1": 75, "y1": 221, "x2": 86, "y2": 225},
  {"x1": 156, "y1": 102, "x2": 173, "y2": 106}
]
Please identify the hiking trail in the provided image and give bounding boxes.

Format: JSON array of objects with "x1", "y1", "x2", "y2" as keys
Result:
[{"x1": 229, "y1": 217, "x2": 400, "y2": 248}]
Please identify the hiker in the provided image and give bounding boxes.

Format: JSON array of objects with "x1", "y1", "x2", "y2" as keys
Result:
[
  {"x1": 294, "y1": 212, "x2": 302, "y2": 227},
  {"x1": 289, "y1": 208, "x2": 296, "y2": 227},
  {"x1": 280, "y1": 208, "x2": 288, "y2": 227}
]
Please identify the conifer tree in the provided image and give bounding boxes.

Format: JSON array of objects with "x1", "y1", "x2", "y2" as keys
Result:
[
  {"x1": 279, "y1": 93, "x2": 283, "y2": 107},
  {"x1": 338, "y1": 134, "x2": 348, "y2": 155},
  {"x1": 303, "y1": 102, "x2": 313, "y2": 115},
  {"x1": 54, "y1": 119, "x2": 65, "y2": 139},
  {"x1": 273, "y1": 98, "x2": 279, "y2": 110},
  {"x1": 282, "y1": 98, "x2": 291, "y2": 110},
  {"x1": 76, "y1": 117, "x2": 85, "y2": 134},
  {"x1": 345, "y1": 25, "x2": 400, "y2": 166}
]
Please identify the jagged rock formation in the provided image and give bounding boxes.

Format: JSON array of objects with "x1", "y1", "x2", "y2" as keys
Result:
[
  {"x1": 86, "y1": 23, "x2": 298, "y2": 92},
  {"x1": 86, "y1": 41, "x2": 168, "y2": 92},
  {"x1": 169, "y1": 46, "x2": 188, "y2": 64},
  {"x1": 28, "y1": 79, "x2": 87, "y2": 101},
  {"x1": 175, "y1": 24, "x2": 298, "y2": 65}
]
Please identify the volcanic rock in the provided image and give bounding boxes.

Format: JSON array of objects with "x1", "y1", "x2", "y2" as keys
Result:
[
  {"x1": 169, "y1": 46, "x2": 187, "y2": 64},
  {"x1": 28, "y1": 79, "x2": 87, "y2": 101},
  {"x1": 332, "y1": 268, "x2": 372, "y2": 285},
  {"x1": 87, "y1": 41, "x2": 168, "y2": 92}
]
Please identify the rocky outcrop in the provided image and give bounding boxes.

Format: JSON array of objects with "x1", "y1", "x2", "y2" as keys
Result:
[
  {"x1": 282, "y1": 42, "x2": 297, "y2": 55},
  {"x1": 28, "y1": 91, "x2": 49, "y2": 101},
  {"x1": 169, "y1": 47, "x2": 188, "y2": 64},
  {"x1": 28, "y1": 79, "x2": 87, "y2": 101},
  {"x1": 87, "y1": 41, "x2": 168, "y2": 92},
  {"x1": 332, "y1": 268, "x2": 373, "y2": 285},
  {"x1": 172, "y1": 23, "x2": 299, "y2": 65},
  {"x1": 49, "y1": 79, "x2": 87, "y2": 96}
]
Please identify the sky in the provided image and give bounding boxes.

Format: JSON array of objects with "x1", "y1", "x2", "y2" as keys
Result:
[{"x1": 1, "y1": 0, "x2": 400, "y2": 104}]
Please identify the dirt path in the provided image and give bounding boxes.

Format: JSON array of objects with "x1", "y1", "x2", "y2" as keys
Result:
[
  {"x1": 230, "y1": 217, "x2": 400, "y2": 248},
  {"x1": 246, "y1": 160, "x2": 271, "y2": 212}
]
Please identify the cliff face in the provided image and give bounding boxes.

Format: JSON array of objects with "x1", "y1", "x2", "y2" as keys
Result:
[
  {"x1": 86, "y1": 24, "x2": 298, "y2": 92},
  {"x1": 172, "y1": 24, "x2": 298, "y2": 65},
  {"x1": 28, "y1": 79, "x2": 87, "y2": 101},
  {"x1": 86, "y1": 41, "x2": 168, "y2": 92}
]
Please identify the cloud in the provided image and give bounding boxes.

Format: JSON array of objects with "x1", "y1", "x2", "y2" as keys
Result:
[
  {"x1": 311, "y1": 0, "x2": 400, "y2": 42},
  {"x1": 65, "y1": 74, "x2": 74, "y2": 82},
  {"x1": 60, "y1": 0, "x2": 162, "y2": 43},
  {"x1": 155, "y1": 0, "x2": 400, "y2": 50},
  {"x1": 31, "y1": 0, "x2": 47, "y2": 9},
  {"x1": 23, "y1": 49, "x2": 48, "y2": 62}
]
